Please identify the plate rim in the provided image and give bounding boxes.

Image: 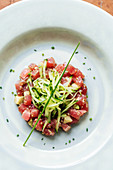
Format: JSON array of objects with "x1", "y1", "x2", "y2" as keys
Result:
[{"x1": 0, "y1": 0, "x2": 113, "y2": 169}]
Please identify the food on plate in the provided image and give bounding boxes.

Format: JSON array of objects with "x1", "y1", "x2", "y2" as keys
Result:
[{"x1": 15, "y1": 57, "x2": 88, "y2": 136}]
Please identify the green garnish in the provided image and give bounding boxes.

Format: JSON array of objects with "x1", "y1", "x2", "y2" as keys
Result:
[
  {"x1": 86, "y1": 128, "x2": 88, "y2": 132},
  {"x1": 14, "y1": 94, "x2": 17, "y2": 96},
  {"x1": 28, "y1": 73, "x2": 31, "y2": 76},
  {"x1": 17, "y1": 134, "x2": 19, "y2": 137},
  {"x1": 65, "y1": 142, "x2": 67, "y2": 145},
  {"x1": 51, "y1": 46, "x2": 55, "y2": 50},
  {"x1": 84, "y1": 57, "x2": 87, "y2": 59},
  {"x1": 86, "y1": 95, "x2": 88, "y2": 98},
  {"x1": 23, "y1": 42, "x2": 80, "y2": 146},
  {"x1": 11, "y1": 92, "x2": 14, "y2": 94},
  {"x1": 83, "y1": 63, "x2": 85, "y2": 65},
  {"x1": 0, "y1": 86, "x2": 2, "y2": 89},
  {"x1": 6, "y1": 119, "x2": 9, "y2": 122},
  {"x1": 3, "y1": 97, "x2": 5, "y2": 100},
  {"x1": 87, "y1": 68, "x2": 91, "y2": 71},
  {"x1": 41, "y1": 138, "x2": 44, "y2": 140},
  {"x1": 10, "y1": 69, "x2": 15, "y2": 72},
  {"x1": 52, "y1": 147, "x2": 55, "y2": 149},
  {"x1": 72, "y1": 138, "x2": 75, "y2": 141},
  {"x1": 69, "y1": 140, "x2": 71, "y2": 143},
  {"x1": 34, "y1": 49, "x2": 37, "y2": 52},
  {"x1": 42, "y1": 53, "x2": 44, "y2": 56},
  {"x1": 93, "y1": 76, "x2": 96, "y2": 80},
  {"x1": 75, "y1": 51, "x2": 78, "y2": 54},
  {"x1": 89, "y1": 118, "x2": 92, "y2": 121}
]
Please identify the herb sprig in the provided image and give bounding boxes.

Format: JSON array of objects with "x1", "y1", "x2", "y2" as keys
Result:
[{"x1": 23, "y1": 42, "x2": 80, "y2": 146}]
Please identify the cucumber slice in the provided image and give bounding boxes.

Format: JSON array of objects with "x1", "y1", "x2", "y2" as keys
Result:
[{"x1": 56, "y1": 107, "x2": 61, "y2": 132}]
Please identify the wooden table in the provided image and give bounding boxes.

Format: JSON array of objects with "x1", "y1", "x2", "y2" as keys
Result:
[{"x1": 0, "y1": 0, "x2": 113, "y2": 16}]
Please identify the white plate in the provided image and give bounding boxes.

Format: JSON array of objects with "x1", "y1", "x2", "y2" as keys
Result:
[{"x1": 0, "y1": 0, "x2": 113, "y2": 169}]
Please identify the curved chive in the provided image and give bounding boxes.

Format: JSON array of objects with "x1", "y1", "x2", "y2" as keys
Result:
[{"x1": 23, "y1": 42, "x2": 80, "y2": 146}]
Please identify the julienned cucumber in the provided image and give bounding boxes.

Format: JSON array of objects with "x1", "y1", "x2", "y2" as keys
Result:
[{"x1": 27, "y1": 69, "x2": 80, "y2": 131}]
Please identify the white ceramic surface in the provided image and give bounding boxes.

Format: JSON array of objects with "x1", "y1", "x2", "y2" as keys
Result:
[{"x1": 0, "y1": 0, "x2": 113, "y2": 169}]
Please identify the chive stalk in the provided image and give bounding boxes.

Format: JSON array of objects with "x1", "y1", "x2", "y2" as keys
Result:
[{"x1": 23, "y1": 42, "x2": 80, "y2": 146}]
